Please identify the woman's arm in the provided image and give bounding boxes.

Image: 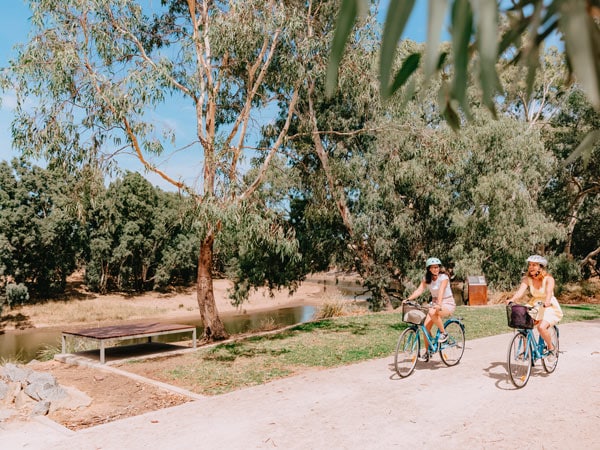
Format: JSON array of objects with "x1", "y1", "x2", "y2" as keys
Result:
[
  {"x1": 507, "y1": 281, "x2": 528, "y2": 304},
  {"x1": 544, "y1": 276, "x2": 555, "y2": 307},
  {"x1": 406, "y1": 280, "x2": 426, "y2": 301}
]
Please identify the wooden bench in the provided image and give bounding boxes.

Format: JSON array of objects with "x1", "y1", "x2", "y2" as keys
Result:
[{"x1": 61, "y1": 322, "x2": 197, "y2": 364}]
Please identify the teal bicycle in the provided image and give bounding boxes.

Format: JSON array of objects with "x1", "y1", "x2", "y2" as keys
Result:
[
  {"x1": 506, "y1": 302, "x2": 560, "y2": 388},
  {"x1": 394, "y1": 301, "x2": 465, "y2": 378}
]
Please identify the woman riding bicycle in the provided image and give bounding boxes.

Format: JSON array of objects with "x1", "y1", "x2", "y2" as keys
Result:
[
  {"x1": 405, "y1": 257, "x2": 456, "y2": 360},
  {"x1": 507, "y1": 255, "x2": 563, "y2": 356}
]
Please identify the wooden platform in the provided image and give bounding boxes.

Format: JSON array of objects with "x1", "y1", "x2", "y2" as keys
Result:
[{"x1": 61, "y1": 322, "x2": 197, "y2": 364}]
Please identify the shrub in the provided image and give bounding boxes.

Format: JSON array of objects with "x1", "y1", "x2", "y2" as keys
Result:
[
  {"x1": 314, "y1": 299, "x2": 347, "y2": 319},
  {"x1": 552, "y1": 254, "x2": 581, "y2": 295},
  {"x1": 581, "y1": 280, "x2": 600, "y2": 298},
  {"x1": 5, "y1": 283, "x2": 30, "y2": 307}
]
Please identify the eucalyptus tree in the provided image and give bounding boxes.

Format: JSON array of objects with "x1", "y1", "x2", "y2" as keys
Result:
[
  {"x1": 0, "y1": 159, "x2": 82, "y2": 298},
  {"x1": 543, "y1": 88, "x2": 600, "y2": 275},
  {"x1": 257, "y1": 1, "x2": 405, "y2": 306},
  {"x1": 3, "y1": 0, "x2": 327, "y2": 340},
  {"x1": 328, "y1": 0, "x2": 600, "y2": 164},
  {"x1": 441, "y1": 117, "x2": 565, "y2": 288},
  {"x1": 85, "y1": 171, "x2": 193, "y2": 293},
  {"x1": 499, "y1": 46, "x2": 569, "y2": 127}
]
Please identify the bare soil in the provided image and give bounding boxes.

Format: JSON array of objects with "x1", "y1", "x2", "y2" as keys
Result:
[{"x1": 25, "y1": 360, "x2": 191, "y2": 430}]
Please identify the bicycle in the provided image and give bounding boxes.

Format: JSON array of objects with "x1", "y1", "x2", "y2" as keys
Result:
[
  {"x1": 506, "y1": 302, "x2": 560, "y2": 389},
  {"x1": 394, "y1": 300, "x2": 465, "y2": 378}
]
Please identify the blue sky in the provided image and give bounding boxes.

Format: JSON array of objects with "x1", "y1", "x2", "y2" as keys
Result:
[{"x1": 0, "y1": 1, "x2": 30, "y2": 167}]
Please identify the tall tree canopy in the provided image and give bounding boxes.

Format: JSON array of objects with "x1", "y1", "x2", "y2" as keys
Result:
[
  {"x1": 328, "y1": 0, "x2": 600, "y2": 160},
  {"x1": 3, "y1": 0, "x2": 343, "y2": 340}
]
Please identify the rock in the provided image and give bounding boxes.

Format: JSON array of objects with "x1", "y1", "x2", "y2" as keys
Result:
[
  {"x1": 0, "y1": 381, "x2": 8, "y2": 401},
  {"x1": 3, "y1": 382, "x2": 22, "y2": 406},
  {"x1": 31, "y1": 400, "x2": 51, "y2": 416},
  {"x1": 26, "y1": 371, "x2": 58, "y2": 387},
  {"x1": 49, "y1": 385, "x2": 92, "y2": 412},
  {"x1": 0, "y1": 362, "x2": 91, "y2": 420},
  {"x1": 14, "y1": 389, "x2": 36, "y2": 410},
  {"x1": 1, "y1": 363, "x2": 31, "y2": 383}
]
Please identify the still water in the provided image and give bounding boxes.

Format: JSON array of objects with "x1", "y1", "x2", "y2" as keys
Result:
[{"x1": 0, "y1": 305, "x2": 317, "y2": 363}]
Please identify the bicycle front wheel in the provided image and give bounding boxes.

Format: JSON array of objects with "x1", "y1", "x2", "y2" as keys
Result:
[
  {"x1": 394, "y1": 327, "x2": 419, "y2": 378},
  {"x1": 542, "y1": 325, "x2": 559, "y2": 373},
  {"x1": 439, "y1": 321, "x2": 465, "y2": 366},
  {"x1": 507, "y1": 332, "x2": 532, "y2": 388}
]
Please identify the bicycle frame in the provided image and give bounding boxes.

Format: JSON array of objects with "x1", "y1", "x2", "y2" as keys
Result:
[
  {"x1": 519, "y1": 325, "x2": 560, "y2": 361},
  {"x1": 516, "y1": 328, "x2": 546, "y2": 361},
  {"x1": 394, "y1": 313, "x2": 466, "y2": 378},
  {"x1": 418, "y1": 317, "x2": 463, "y2": 355}
]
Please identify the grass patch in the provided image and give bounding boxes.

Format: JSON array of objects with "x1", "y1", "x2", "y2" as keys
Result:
[{"x1": 121, "y1": 304, "x2": 600, "y2": 396}]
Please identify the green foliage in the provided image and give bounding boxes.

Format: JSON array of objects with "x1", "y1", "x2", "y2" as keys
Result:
[
  {"x1": 551, "y1": 254, "x2": 582, "y2": 295},
  {"x1": 215, "y1": 201, "x2": 302, "y2": 306},
  {"x1": 0, "y1": 160, "x2": 82, "y2": 298},
  {"x1": 5, "y1": 283, "x2": 30, "y2": 307},
  {"x1": 85, "y1": 172, "x2": 197, "y2": 293},
  {"x1": 542, "y1": 87, "x2": 600, "y2": 276},
  {"x1": 327, "y1": 1, "x2": 600, "y2": 129}
]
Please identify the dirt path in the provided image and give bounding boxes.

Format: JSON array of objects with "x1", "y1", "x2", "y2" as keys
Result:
[{"x1": 5, "y1": 319, "x2": 599, "y2": 449}]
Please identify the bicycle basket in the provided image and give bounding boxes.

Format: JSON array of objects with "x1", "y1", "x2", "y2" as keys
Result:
[
  {"x1": 506, "y1": 303, "x2": 534, "y2": 329},
  {"x1": 402, "y1": 303, "x2": 427, "y2": 325}
]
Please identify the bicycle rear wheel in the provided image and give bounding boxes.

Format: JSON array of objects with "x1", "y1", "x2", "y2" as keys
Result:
[
  {"x1": 394, "y1": 327, "x2": 419, "y2": 378},
  {"x1": 439, "y1": 321, "x2": 465, "y2": 366},
  {"x1": 507, "y1": 332, "x2": 532, "y2": 388},
  {"x1": 542, "y1": 325, "x2": 559, "y2": 373}
]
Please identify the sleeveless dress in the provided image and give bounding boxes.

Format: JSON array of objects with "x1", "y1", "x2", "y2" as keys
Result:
[{"x1": 527, "y1": 276, "x2": 563, "y2": 325}]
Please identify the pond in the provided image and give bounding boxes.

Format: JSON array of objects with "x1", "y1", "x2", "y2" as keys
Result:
[
  {"x1": 0, "y1": 275, "x2": 371, "y2": 363},
  {"x1": 0, "y1": 305, "x2": 320, "y2": 363}
]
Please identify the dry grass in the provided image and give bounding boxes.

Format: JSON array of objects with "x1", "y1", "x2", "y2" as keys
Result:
[
  {"x1": 313, "y1": 293, "x2": 353, "y2": 319},
  {"x1": 14, "y1": 298, "x2": 169, "y2": 328}
]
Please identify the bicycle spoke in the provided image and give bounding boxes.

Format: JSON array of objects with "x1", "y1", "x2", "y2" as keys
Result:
[
  {"x1": 394, "y1": 328, "x2": 419, "y2": 378},
  {"x1": 507, "y1": 332, "x2": 531, "y2": 388},
  {"x1": 440, "y1": 321, "x2": 465, "y2": 366},
  {"x1": 542, "y1": 325, "x2": 559, "y2": 373}
]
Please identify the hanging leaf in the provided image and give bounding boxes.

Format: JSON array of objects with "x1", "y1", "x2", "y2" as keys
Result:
[
  {"x1": 379, "y1": 0, "x2": 417, "y2": 98},
  {"x1": 472, "y1": 0, "x2": 499, "y2": 117},
  {"x1": 390, "y1": 53, "x2": 421, "y2": 94},
  {"x1": 559, "y1": 0, "x2": 600, "y2": 110},
  {"x1": 563, "y1": 129, "x2": 600, "y2": 167},
  {"x1": 450, "y1": 0, "x2": 473, "y2": 118},
  {"x1": 326, "y1": 0, "x2": 361, "y2": 97},
  {"x1": 424, "y1": 0, "x2": 448, "y2": 80}
]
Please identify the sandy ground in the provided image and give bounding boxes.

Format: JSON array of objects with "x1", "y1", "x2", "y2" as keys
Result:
[{"x1": 3, "y1": 319, "x2": 599, "y2": 449}]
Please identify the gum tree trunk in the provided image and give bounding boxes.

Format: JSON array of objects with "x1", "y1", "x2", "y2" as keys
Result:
[{"x1": 196, "y1": 231, "x2": 228, "y2": 341}]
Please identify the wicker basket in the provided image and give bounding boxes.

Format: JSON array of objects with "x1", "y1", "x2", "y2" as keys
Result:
[
  {"x1": 402, "y1": 302, "x2": 427, "y2": 325},
  {"x1": 506, "y1": 303, "x2": 534, "y2": 329}
]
